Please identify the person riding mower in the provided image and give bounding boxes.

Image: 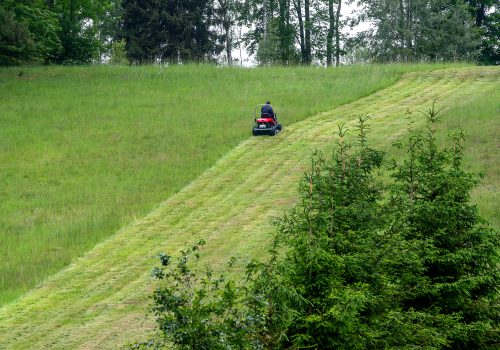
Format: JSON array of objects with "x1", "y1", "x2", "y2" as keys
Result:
[{"x1": 252, "y1": 101, "x2": 283, "y2": 136}]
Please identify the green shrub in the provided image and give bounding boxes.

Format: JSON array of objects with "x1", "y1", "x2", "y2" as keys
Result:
[{"x1": 109, "y1": 40, "x2": 128, "y2": 65}]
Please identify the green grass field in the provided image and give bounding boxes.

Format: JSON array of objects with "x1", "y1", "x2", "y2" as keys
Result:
[
  {"x1": 0, "y1": 63, "x2": 462, "y2": 305},
  {"x1": 0, "y1": 66, "x2": 497, "y2": 349}
]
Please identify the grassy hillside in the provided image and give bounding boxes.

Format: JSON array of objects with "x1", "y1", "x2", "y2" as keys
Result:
[
  {"x1": 0, "y1": 63, "x2": 459, "y2": 305},
  {"x1": 0, "y1": 66, "x2": 497, "y2": 349}
]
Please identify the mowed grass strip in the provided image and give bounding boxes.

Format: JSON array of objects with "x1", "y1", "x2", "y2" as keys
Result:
[
  {"x1": 439, "y1": 85, "x2": 499, "y2": 229},
  {"x1": 0, "y1": 66, "x2": 497, "y2": 349},
  {"x1": 0, "y1": 63, "x2": 460, "y2": 305}
]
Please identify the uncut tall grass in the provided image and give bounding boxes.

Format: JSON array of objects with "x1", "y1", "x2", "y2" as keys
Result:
[{"x1": 0, "y1": 63, "x2": 463, "y2": 305}]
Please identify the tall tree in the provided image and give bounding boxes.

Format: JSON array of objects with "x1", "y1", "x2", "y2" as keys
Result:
[
  {"x1": 121, "y1": 0, "x2": 157, "y2": 63},
  {"x1": 304, "y1": 0, "x2": 311, "y2": 64},
  {"x1": 326, "y1": 0, "x2": 334, "y2": 66},
  {"x1": 292, "y1": 0, "x2": 306, "y2": 61},
  {"x1": 357, "y1": 0, "x2": 480, "y2": 62},
  {"x1": 0, "y1": 0, "x2": 62, "y2": 65},
  {"x1": 291, "y1": 0, "x2": 313, "y2": 64},
  {"x1": 292, "y1": 0, "x2": 312, "y2": 63},
  {"x1": 95, "y1": 0, "x2": 123, "y2": 63},
  {"x1": 122, "y1": 0, "x2": 221, "y2": 64},
  {"x1": 465, "y1": 0, "x2": 499, "y2": 64},
  {"x1": 334, "y1": 0, "x2": 341, "y2": 66},
  {"x1": 163, "y1": 0, "x2": 221, "y2": 62},
  {"x1": 242, "y1": 0, "x2": 297, "y2": 65},
  {"x1": 215, "y1": 0, "x2": 235, "y2": 65},
  {"x1": 277, "y1": 0, "x2": 295, "y2": 63}
]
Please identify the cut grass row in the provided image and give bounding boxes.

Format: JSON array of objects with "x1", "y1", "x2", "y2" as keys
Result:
[
  {"x1": 0, "y1": 66, "x2": 497, "y2": 349},
  {"x1": 0, "y1": 63, "x2": 461, "y2": 305},
  {"x1": 439, "y1": 87, "x2": 499, "y2": 229}
]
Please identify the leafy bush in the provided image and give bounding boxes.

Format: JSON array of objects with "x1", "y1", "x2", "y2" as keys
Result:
[
  {"x1": 131, "y1": 241, "x2": 260, "y2": 349},
  {"x1": 109, "y1": 40, "x2": 129, "y2": 65},
  {"x1": 0, "y1": 2, "x2": 62, "y2": 66}
]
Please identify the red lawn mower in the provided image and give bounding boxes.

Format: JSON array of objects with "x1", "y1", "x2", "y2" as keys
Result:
[{"x1": 252, "y1": 104, "x2": 283, "y2": 136}]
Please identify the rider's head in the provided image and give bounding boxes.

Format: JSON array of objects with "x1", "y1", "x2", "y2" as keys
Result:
[{"x1": 266, "y1": 100, "x2": 271, "y2": 105}]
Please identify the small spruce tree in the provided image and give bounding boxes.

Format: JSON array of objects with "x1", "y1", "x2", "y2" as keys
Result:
[
  {"x1": 273, "y1": 117, "x2": 393, "y2": 349},
  {"x1": 389, "y1": 104, "x2": 500, "y2": 349}
]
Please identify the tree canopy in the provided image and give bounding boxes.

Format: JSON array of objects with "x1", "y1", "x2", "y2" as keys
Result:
[{"x1": 1, "y1": 0, "x2": 498, "y2": 65}]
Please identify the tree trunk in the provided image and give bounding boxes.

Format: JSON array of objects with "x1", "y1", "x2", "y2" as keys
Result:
[
  {"x1": 476, "y1": 2, "x2": 485, "y2": 27},
  {"x1": 239, "y1": 26, "x2": 243, "y2": 66},
  {"x1": 225, "y1": 23, "x2": 232, "y2": 65},
  {"x1": 70, "y1": 0, "x2": 76, "y2": 25},
  {"x1": 327, "y1": 0, "x2": 334, "y2": 67},
  {"x1": 335, "y1": 0, "x2": 341, "y2": 66},
  {"x1": 278, "y1": 0, "x2": 286, "y2": 63},
  {"x1": 304, "y1": 0, "x2": 311, "y2": 64},
  {"x1": 406, "y1": 0, "x2": 413, "y2": 57},
  {"x1": 270, "y1": 0, "x2": 276, "y2": 16},
  {"x1": 218, "y1": 0, "x2": 232, "y2": 65},
  {"x1": 398, "y1": 0, "x2": 406, "y2": 61},
  {"x1": 293, "y1": 0, "x2": 306, "y2": 61},
  {"x1": 263, "y1": 0, "x2": 268, "y2": 38}
]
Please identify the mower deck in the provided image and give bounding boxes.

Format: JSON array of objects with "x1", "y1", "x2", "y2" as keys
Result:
[{"x1": 252, "y1": 117, "x2": 282, "y2": 136}]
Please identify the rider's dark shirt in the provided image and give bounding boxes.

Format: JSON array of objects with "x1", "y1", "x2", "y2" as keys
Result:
[{"x1": 261, "y1": 104, "x2": 274, "y2": 117}]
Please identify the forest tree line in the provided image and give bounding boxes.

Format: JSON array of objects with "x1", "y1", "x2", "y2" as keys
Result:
[{"x1": 1, "y1": 0, "x2": 498, "y2": 66}]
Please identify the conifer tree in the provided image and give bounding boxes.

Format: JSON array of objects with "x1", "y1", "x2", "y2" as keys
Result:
[
  {"x1": 122, "y1": 0, "x2": 221, "y2": 64},
  {"x1": 390, "y1": 105, "x2": 500, "y2": 348},
  {"x1": 274, "y1": 119, "x2": 390, "y2": 348},
  {"x1": 122, "y1": 0, "x2": 158, "y2": 63}
]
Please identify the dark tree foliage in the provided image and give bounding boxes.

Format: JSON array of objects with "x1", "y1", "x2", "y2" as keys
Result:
[
  {"x1": 121, "y1": 0, "x2": 158, "y2": 63},
  {"x1": 477, "y1": 8, "x2": 499, "y2": 64},
  {"x1": 0, "y1": 0, "x2": 61, "y2": 66},
  {"x1": 1, "y1": 0, "x2": 126, "y2": 66},
  {"x1": 122, "y1": 0, "x2": 222, "y2": 64},
  {"x1": 465, "y1": 0, "x2": 499, "y2": 64},
  {"x1": 162, "y1": 0, "x2": 222, "y2": 63},
  {"x1": 47, "y1": 0, "x2": 112, "y2": 64},
  {"x1": 0, "y1": 6, "x2": 34, "y2": 66}
]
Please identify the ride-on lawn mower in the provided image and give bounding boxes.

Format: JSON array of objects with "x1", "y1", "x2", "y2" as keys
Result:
[{"x1": 252, "y1": 104, "x2": 283, "y2": 136}]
